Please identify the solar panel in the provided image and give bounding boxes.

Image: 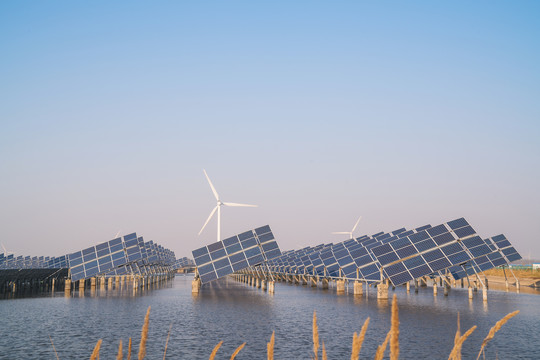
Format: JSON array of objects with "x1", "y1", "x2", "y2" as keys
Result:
[{"x1": 192, "y1": 225, "x2": 282, "y2": 284}]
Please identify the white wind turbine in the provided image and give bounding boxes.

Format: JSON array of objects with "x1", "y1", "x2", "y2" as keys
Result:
[
  {"x1": 198, "y1": 169, "x2": 258, "y2": 242},
  {"x1": 1, "y1": 243, "x2": 14, "y2": 257},
  {"x1": 332, "y1": 216, "x2": 362, "y2": 240}
]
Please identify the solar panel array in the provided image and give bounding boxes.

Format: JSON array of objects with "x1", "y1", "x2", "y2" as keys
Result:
[
  {"x1": 0, "y1": 233, "x2": 178, "y2": 282},
  {"x1": 173, "y1": 257, "x2": 195, "y2": 269},
  {"x1": 192, "y1": 225, "x2": 282, "y2": 284},
  {"x1": 266, "y1": 218, "x2": 522, "y2": 286}
]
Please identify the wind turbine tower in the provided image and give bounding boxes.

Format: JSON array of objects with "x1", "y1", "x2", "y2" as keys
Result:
[{"x1": 199, "y1": 169, "x2": 258, "y2": 242}]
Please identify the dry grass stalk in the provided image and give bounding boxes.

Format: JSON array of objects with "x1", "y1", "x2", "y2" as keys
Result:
[
  {"x1": 90, "y1": 339, "x2": 102, "y2": 360},
  {"x1": 163, "y1": 323, "x2": 173, "y2": 360},
  {"x1": 390, "y1": 294, "x2": 399, "y2": 360},
  {"x1": 313, "y1": 311, "x2": 319, "y2": 360},
  {"x1": 267, "y1": 331, "x2": 275, "y2": 360},
  {"x1": 209, "y1": 341, "x2": 223, "y2": 360},
  {"x1": 476, "y1": 310, "x2": 520, "y2": 360},
  {"x1": 322, "y1": 341, "x2": 327, "y2": 360},
  {"x1": 49, "y1": 335, "x2": 60, "y2": 360},
  {"x1": 374, "y1": 331, "x2": 391, "y2": 360},
  {"x1": 230, "y1": 342, "x2": 246, "y2": 360},
  {"x1": 451, "y1": 313, "x2": 461, "y2": 360},
  {"x1": 448, "y1": 325, "x2": 477, "y2": 360},
  {"x1": 138, "y1": 306, "x2": 151, "y2": 360},
  {"x1": 117, "y1": 340, "x2": 123, "y2": 360},
  {"x1": 127, "y1": 338, "x2": 132, "y2": 360},
  {"x1": 351, "y1": 317, "x2": 370, "y2": 360}
]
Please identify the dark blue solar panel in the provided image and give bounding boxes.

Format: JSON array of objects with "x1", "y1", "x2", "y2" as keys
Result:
[
  {"x1": 447, "y1": 251, "x2": 471, "y2": 265},
  {"x1": 409, "y1": 264, "x2": 432, "y2": 278},
  {"x1": 385, "y1": 262, "x2": 406, "y2": 276},
  {"x1": 391, "y1": 237, "x2": 412, "y2": 250},
  {"x1": 354, "y1": 254, "x2": 373, "y2": 267},
  {"x1": 429, "y1": 258, "x2": 452, "y2": 272},
  {"x1": 440, "y1": 242, "x2": 463, "y2": 256},
  {"x1": 372, "y1": 244, "x2": 393, "y2": 257},
  {"x1": 222, "y1": 236, "x2": 239, "y2": 247},
  {"x1": 238, "y1": 231, "x2": 253, "y2": 241},
  {"x1": 350, "y1": 248, "x2": 368, "y2": 259},
  {"x1": 213, "y1": 258, "x2": 230, "y2": 270},
  {"x1": 337, "y1": 255, "x2": 354, "y2": 267},
  {"x1": 496, "y1": 239, "x2": 512, "y2": 248},
  {"x1": 427, "y1": 224, "x2": 447, "y2": 237},
  {"x1": 433, "y1": 232, "x2": 455, "y2": 246},
  {"x1": 389, "y1": 271, "x2": 413, "y2": 286},
  {"x1": 255, "y1": 225, "x2": 271, "y2": 235},
  {"x1": 409, "y1": 231, "x2": 430, "y2": 243},
  {"x1": 403, "y1": 256, "x2": 426, "y2": 269},
  {"x1": 423, "y1": 249, "x2": 445, "y2": 262},
  {"x1": 198, "y1": 263, "x2": 215, "y2": 275},
  {"x1": 241, "y1": 237, "x2": 258, "y2": 249},
  {"x1": 462, "y1": 236, "x2": 485, "y2": 249},
  {"x1": 232, "y1": 260, "x2": 248, "y2": 271},
  {"x1": 415, "y1": 239, "x2": 437, "y2": 252},
  {"x1": 469, "y1": 245, "x2": 491, "y2": 257},
  {"x1": 200, "y1": 271, "x2": 217, "y2": 283},
  {"x1": 447, "y1": 218, "x2": 469, "y2": 230},
  {"x1": 398, "y1": 230, "x2": 414, "y2": 238},
  {"x1": 207, "y1": 241, "x2": 224, "y2": 252},
  {"x1": 415, "y1": 225, "x2": 432, "y2": 232},
  {"x1": 378, "y1": 252, "x2": 399, "y2": 266},
  {"x1": 454, "y1": 226, "x2": 476, "y2": 238},
  {"x1": 396, "y1": 245, "x2": 417, "y2": 259},
  {"x1": 258, "y1": 232, "x2": 275, "y2": 243},
  {"x1": 192, "y1": 246, "x2": 209, "y2": 259},
  {"x1": 226, "y1": 243, "x2": 242, "y2": 255}
]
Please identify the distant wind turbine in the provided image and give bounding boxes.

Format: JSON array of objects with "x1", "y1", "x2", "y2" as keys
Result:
[
  {"x1": 1, "y1": 243, "x2": 14, "y2": 257},
  {"x1": 332, "y1": 216, "x2": 362, "y2": 240},
  {"x1": 199, "y1": 169, "x2": 258, "y2": 242}
]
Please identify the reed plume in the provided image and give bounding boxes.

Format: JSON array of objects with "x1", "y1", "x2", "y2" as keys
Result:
[
  {"x1": 163, "y1": 323, "x2": 173, "y2": 360},
  {"x1": 230, "y1": 342, "x2": 246, "y2": 360},
  {"x1": 476, "y1": 310, "x2": 520, "y2": 360},
  {"x1": 390, "y1": 294, "x2": 399, "y2": 360},
  {"x1": 117, "y1": 340, "x2": 123, "y2": 360},
  {"x1": 322, "y1": 341, "x2": 327, "y2": 360},
  {"x1": 49, "y1": 335, "x2": 60, "y2": 360},
  {"x1": 127, "y1": 338, "x2": 132, "y2": 360},
  {"x1": 448, "y1": 325, "x2": 477, "y2": 360},
  {"x1": 267, "y1": 331, "x2": 275, "y2": 360},
  {"x1": 313, "y1": 311, "x2": 319, "y2": 360},
  {"x1": 138, "y1": 306, "x2": 151, "y2": 360},
  {"x1": 209, "y1": 341, "x2": 223, "y2": 360},
  {"x1": 374, "y1": 331, "x2": 391, "y2": 360},
  {"x1": 90, "y1": 339, "x2": 102, "y2": 360},
  {"x1": 351, "y1": 317, "x2": 370, "y2": 360}
]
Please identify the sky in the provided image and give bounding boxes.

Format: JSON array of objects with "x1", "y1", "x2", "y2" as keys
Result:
[{"x1": 1, "y1": 1, "x2": 539, "y2": 260}]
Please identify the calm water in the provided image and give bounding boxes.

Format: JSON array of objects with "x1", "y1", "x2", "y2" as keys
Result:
[{"x1": 1, "y1": 275, "x2": 539, "y2": 359}]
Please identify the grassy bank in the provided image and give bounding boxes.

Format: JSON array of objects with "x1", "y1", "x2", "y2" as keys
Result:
[{"x1": 482, "y1": 268, "x2": 540, "y2": 280}]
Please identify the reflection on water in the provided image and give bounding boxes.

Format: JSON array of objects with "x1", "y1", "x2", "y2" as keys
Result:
[{"x1": 1, "y1": 274, "x2": 539, "y2": 359}]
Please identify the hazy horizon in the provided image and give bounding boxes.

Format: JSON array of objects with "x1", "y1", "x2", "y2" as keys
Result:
[{"x1": 1, "y1": 1, "x2": 539, "y2": 259}]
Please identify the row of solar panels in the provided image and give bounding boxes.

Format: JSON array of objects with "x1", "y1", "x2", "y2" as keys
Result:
[
  {"x1": 173, "y1": 257, "x2": 196, "y2": 269},
  {"x1": 192, "y1": 225, "x2": 282, "y2": 284},
  {"x1": 0, "y1": 233, "x2": 177, "y2": 282},
  {"x1": 265, "y1": 218, "x2": 521, "y2": 286}
]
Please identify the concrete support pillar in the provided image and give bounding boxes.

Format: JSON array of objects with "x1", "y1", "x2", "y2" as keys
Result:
[
  {"x1": 516, "y1": 279, "x2": 520, "y2": 290},
  {"x1": 191, "y1": 278, "x2": 201, "y2": 293},
  {"x1": 443, "y1": 284, "x2": 449, "y2": 296},
  {"x1": 261, "y1": 280, "x2": 267, "y2": 291},
  {"x1": 433, "y1": 283, "x2": 438, "y2": 296},
  {"x1": 354, "y1": 281, "x2": 363, "y2": 296},
  {"x1": 461, "y1": 278, "x2": 464, "y2": 288},
  {"x1": 336, "y1": 279, "x2": 345, "y2": 293},
  {"x1": 79, "y1": 279, "x2": 85, "y2": 291},
  {"x1": 108, "y1": 277, "x2": 113, "y2": 290},
  {"x1": 302, "y1": 276, "x2": 307, "y2": 286},
  {"x1": 321, "y1": 278, "x2": 329, "y2": 289},
  {"x1": 485, "y1": 278, "x2": 489, "y2": 290},
  {"x1": 115, "y1": 276, "x2": 120, "y2": 288},
  {"x1": 406, "y1": 281, "x2": 410, "y2": 292},
  {"x1": 256, "y1": 278, "x2": 261, "y2": 288},
  {"x1": 310, "y1": 276, "x2": 317, "y2": 287},
  {"x1": 65, "y1": 279, "x2": 71, "y2": 292},
  {"x1": 91, "y1": 277, "x2": 96, "y2": 288},
  {"x1": 482, "y1": 286, "x2": 488, "y2": 302},
  {"x1": 414, "y1": 279, "x2": 419, "y2": 293},
  {"x1": 377, "y1": 281, "x2": 389, "y2": 300},
  {"x1": 468, "y1": 286, "x2": 473, "y2": 299},
  {"x1": 268, "y1": 281, "x2": 275, "y2": 294},
  {"x1": 505, "y1": 279, "x2": 509, "y2": 290}
]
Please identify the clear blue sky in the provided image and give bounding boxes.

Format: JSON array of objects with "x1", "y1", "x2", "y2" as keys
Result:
[{"x1": 1, "y1": 1, "x2": 539, "y2": 260}]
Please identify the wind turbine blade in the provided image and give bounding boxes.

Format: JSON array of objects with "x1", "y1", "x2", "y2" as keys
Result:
[
  {"x1": 332, "y1": 232, "x2": 350, "y2": 235},
  {"x1": 222, "y1": 202, "x2": 258, "y2": 207},
  {"x1": 351, "y1": 216, "x2": 362, "y2": 233},
  {"x1": 203, "y1": 169, "x2": 220, "y2": 201},
  {"x1": 198, "y1": 206, "x2": 218, "y2": 235}
]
